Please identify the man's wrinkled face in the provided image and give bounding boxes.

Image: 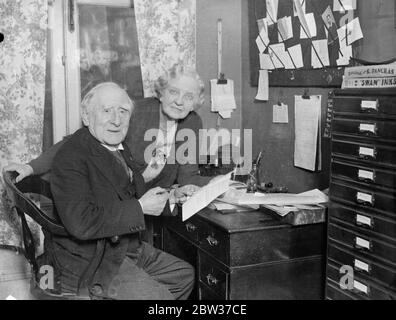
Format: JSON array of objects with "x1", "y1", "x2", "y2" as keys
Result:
[
  {"x1": 83, "y1": 86, "x2": 132, "y2": 147},
  {"x1": 160, "y1": 75, "x2": 200, "y2": 120}
]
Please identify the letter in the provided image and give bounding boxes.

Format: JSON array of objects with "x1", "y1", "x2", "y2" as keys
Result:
[
  {"x1": 339, "y1": 265, "x2": 354, "y2": 290},
  {"x1": 39, "y1": 265, "x2": 54, "y2": 290},
  {"x1": 234, "y1": 129, "x2": 252, "y2": 174},
  {"x1": 175, "y1": 128, "x2": 196, "y2": 165},
  {"x1": 148, "y1": 307, "x2": 154, "y2": 315},
  {"x1": 175, "y1": 307, "x2": 182, "y2": 318},
  {"x1": 144, "y1": 128, "x2": 160, "y2": 165}
]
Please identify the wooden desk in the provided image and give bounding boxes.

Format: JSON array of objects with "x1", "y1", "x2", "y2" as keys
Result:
[{"x1": 156, "y1": 208, "x2": 326, "y2": 300}]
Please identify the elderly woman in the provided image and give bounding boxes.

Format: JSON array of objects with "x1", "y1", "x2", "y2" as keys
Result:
[{"x1": 5, "y1": 63, "x2": 212, "y2": 201}]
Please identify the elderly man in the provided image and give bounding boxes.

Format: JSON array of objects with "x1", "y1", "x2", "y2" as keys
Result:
[{"x1": 45, "y1": 82, "x2": 194, "y2": 299}]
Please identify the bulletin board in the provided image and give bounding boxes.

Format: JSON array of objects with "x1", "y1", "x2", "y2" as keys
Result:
[{"x1": 248, "y1": 0, "x2": 360, "y2": 87}]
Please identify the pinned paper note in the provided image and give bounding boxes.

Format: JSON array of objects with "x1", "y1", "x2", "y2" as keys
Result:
[
  {"x1": 266, "y1": 0, "x2": 279, "y2": 25},
  {"x1": 273, "y1": 103, "x2": 289, "y2": 123},
  {"x1": 256, "y1": 36, "x2": 266, "y2": 53},
  {"x1": 322, "y1": 6, "x2": 338, "y2": 45},
  {"x1": 345, "y1": 17, "x2": 363, "y2": 45},
  {"x1": 294, "y1": 95, "x2": 322, "y2": 171},
  {"x1": 293, "y1": 0, "x2": 306, "y2": 17},
  {"x1": 259, "y1": 53, "x2": 275, "y2": 70},
  {"x1": 311, "y1": 39, "x2": 330, "y2": 69},
  {"x1": 269, "y1": 43, "x2": 286, "y2": 69},
  {"x1": 255, "y1": 70, "x2": 269, "y2": 101},
  {"x1": 288, "y1": 44, "x2": 304, "y2": 69},
  {"x1": 277, "y1": 16, "x2": 293, "y2": 42},
  {"x1": 337, "y1": 45, "x2": 352, "y2": 66},
  {"x1": 257, "y1": 18, "x2": 270, "y2": 47},
  {"x1": 333, "y1": 0, "x2": 356, "y2": 12},
  {"x1": 300, "y1": 13, "x2": 317, "y2": 39},
  {"x1": 210, "y1": 79, "x2": 237, "y2": 119}
]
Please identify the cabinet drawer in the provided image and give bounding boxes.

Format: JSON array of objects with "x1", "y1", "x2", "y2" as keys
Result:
[
  {"x1": 165, "y1": 215, "x2": 201, "y2": 243},
  {"x1": 331, "y1": 159, "x2": 396, "y2": 192},
  {"x1": 329, "y1": 203, "x2": 396, "y2": 240},
  {"x1": 330, "y1": 180, "x2": 396, "y2": 216},
  {"x1": 198, "y1": 251, "x2": 227, "y2": 299},
  {"x1": 326, "y1": 279, "x2": 356, "y2": 300},
  {"x1": 333, "y1": 96, "x2": 396, "y2": 118},
  {"x1": 326, "y1": 261, "x2": 396, "y2": 300},
  {"x1": 332, "y1": 117, "x2": 396, "y2": 143},
  {"x1": 328, "y1": 243, "x2": 396, "y2": 289},
  {"x1": 198, "y1": 221, "x2": 229, "y2": 264},
  {"x1": 328, "y1": 222, "x2": 396, "y2": 265},
  {"x1": 331, "y1": 138, "x2": 396, "y2": 169}
]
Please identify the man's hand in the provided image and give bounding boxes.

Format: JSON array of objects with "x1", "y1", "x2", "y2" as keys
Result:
[
  {"x1": 141, "y1": 151, "x2": 167, "y2": 183},
  {"x1": 2, "y1": 163, "x2": 33, "y2": 182},
  {"x1": 173, "y1": 184, "x2": 200, "y2": 204},
  {"x1": 138, "y1": 187, "x2": 169, "y2": 216}
]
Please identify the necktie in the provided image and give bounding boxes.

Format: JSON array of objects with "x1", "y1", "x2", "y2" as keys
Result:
[{"x1": 111, "y1": 150, "x2": 133, "y2": 183}]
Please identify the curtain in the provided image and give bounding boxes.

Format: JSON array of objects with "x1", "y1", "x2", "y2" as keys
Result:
[
  {"x1": 134, "y1": 0, "x2": 196, "y2": 97},
  {"x1": 0, "y1": 0, "x2": 47, "y2": 248}
]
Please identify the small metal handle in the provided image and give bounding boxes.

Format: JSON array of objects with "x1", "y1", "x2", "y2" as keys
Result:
[
  {"x1": 185, "y1": 222, "x2": 196, "y2": 232},
  {"x1": 206, "y1": 273, "x2": 219, "y2": 286},
  {"x1": 206, "y1": 235, "x2": 219, "y2": 246}
]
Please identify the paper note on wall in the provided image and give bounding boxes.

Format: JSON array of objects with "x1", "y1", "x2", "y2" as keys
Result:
[
  {"x1": 210, "y1": 79, "x2": 237, "y2": 119},
  {"x1": 273, "y1": 103, "x2": 289, "y2": 123},
  {"x1": 288, "y1": 44, "x2": 304, "y2": 69},
  {"x1": 300, "y1": 13, "x2": 317, "y2": 39},
  {"x1": 266, "y1": 0, "x2": 279, "y2": 25},
  {"x1": 311, "y1": 39, "x2": 330, "y2": 68},
  {"x1": 255, "y1": 70, "x2": 269, "y2": 101},
  {"x1": 333, "y1": 0, "x2": 356, "y2": 12},
  {"x1": 260, "y1": 53, "x2": 275, "y2": 70},
  {"x1": 293, "y1": 0, "x2": 306, "y2": 17},
  {"x1": 257, "y1": 18, "x2": 270, "y2": 47},
  {"x1": 277, "y1": 16, "x2": 293, "y2": 42},
  {"x1": 294, "y1": 95, "x2": 322, "y2": 171}
]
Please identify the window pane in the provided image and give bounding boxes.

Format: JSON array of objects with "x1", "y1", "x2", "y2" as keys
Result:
[{"x1": 78, "y1": 4, "x2": 143, "y2": 99}]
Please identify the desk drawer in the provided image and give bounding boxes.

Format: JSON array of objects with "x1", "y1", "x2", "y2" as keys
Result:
[
  {"x1": 333, "y1": 96, "x2": 396, "y2": 118},
  {"x1": 331, "y1": 159, "x2": 396, "y2": 192},
  {"x1": 332, "y1": 117, "x2": 396, "y2": 142},
  {"x1": 331, "y1": 138, "x2": 396, "y2": 169},
  {"x1": 330, "y1": 180, "x2": 396, "y2": 216},
  {"x1": 329, "y1": 203, "x2": 396, "y2": 240},
  {"x1": 198, "y1": 251, "x2": 227, "y2": 299},
  {"x1": 328, "y1": 222, "x2": 396, "y2": 265},
  {"x1": 328, "y1": 243, "x2": 396, "y2": 289},
  {"x1": 198, "y1": 222, "x2": 229, "y2": 265},
  {"x1": 166, "y1": 215, "x2": 201, "y2": 243},
  {"x1": 327, "y1": 261, "x2": 396, "y2": 300}
]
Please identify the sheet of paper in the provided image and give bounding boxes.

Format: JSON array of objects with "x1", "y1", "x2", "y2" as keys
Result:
[
  {"x1": 182, "y1": 172, "x2": 232, "y2": 221},
  {"x1": 268, "y1": 43, "x2": 286, "y2": 68},
  {"x1": 336, "y1": 44, "x2": 352, "y2": 65},
  {"x1": 273, "y1": 103, "x2": 289, "y2": 123},
  {"x1": 300, "y1": 13, "x2": 317, "y2": 39},
  {"x1": 322, "y1": 6, "x2": 338, "y2": 45},
  {"x1": 255, "y1": 70, "x2": 269, "y2": 101},
  {"x1": 259, "y1": 53, "x2": 275, "y2": 70},
  {"x1": 293, "y1": 0, "x2": 306, "y2": 17},
  {"x1": 287, "y1": 44, "x2": 304, "y2": 68},
  {"x1": 311, "y1": 39, "x2": 330, "y2": 69},
  {"x1": 266, "y1": 0, "x2": 279, "y2": 25},
  {"x1": 294, "y1": 95, "x2": 321, "y2": 171},
  {"x1": 211, "y1": 79, "x2": 236, "y2": 110},
  {"x1": 277, "y1": 16, "x2": 293, "y2": 42},
  {"x1": 256, "y1": 36, "x2": 266, "y2": 53},
  {"x1": 333, "y1": 0, "x2": 356, "y2": 12},
  {"x1": 345, "y1": 17, "x2": 363, "y2": 45},
  {"x1": 257, "y1": 18, "x2": 270, "y2": 47}
]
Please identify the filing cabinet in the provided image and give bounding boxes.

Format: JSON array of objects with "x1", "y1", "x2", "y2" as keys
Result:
[{"x1": 326, "y1": 88, "x2": 396, "y2": 300}]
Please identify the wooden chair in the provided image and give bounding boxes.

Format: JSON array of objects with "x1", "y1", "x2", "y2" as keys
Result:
[{"x1": 2, "y1": 171, "x2": 91, "y2": 300}]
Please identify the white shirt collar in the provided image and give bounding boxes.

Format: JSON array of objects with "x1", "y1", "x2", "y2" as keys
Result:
[{"x1": 101, "y1": 143, "x2": 124, "y2": 152}]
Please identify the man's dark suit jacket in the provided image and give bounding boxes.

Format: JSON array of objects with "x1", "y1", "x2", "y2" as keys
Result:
[
  {"x1": 31, "y1": 97, "x2": 210, "y2": 188},
  {"x1": 49, "y1": 127, "x2": 147, "y2": 294}
]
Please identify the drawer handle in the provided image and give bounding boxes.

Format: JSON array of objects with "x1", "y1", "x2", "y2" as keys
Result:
[
  {"x1": 356, "y1": 192, "x2": 374, "y2": 207},
  {"x1": 359, "y1": 123, "x2": 377, "y2": 136},
  {"x1": 360, "y1": 100, "x2": 379, "y2": 113},
  {"x1": 357, "y1": 169, "x2": 375, "y2": 183},
  {"x1": 206, "y1": 273, "x2": 219, "y2": 286},
  {"x1": 358, "y1": 147, "x2": 376, "y2": 160},
  {"x1": 354, "y1": 236, "x2": 372, "y2": 251},
  {"x1": 355, "y1": 214, "x2": 374, "y2": 229},
  {"x1": 185, "y1": 222, "x2": 197, "y2": 232},
  {"x1": 352, "y1": 280, "x2": 370, "y2": 296},
  {"x1": 354, "y1": 259, "x2": 371, "y2": 275},
  {"x1": 206, "y1": 235, "x2": 219, "y2": 246}
]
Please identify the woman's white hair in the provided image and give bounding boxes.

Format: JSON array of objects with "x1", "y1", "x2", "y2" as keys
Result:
[{"x1": 153, "y1": 63, "x2": 205, "y2": 110}]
